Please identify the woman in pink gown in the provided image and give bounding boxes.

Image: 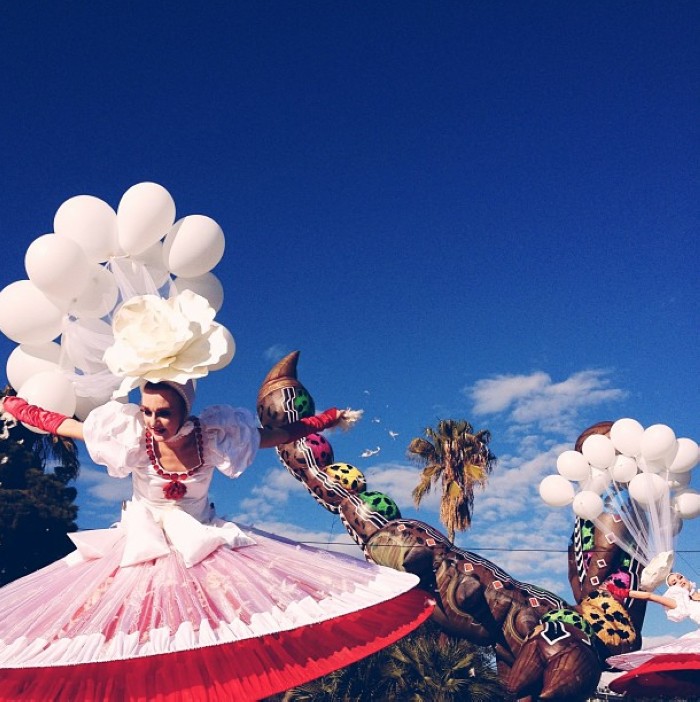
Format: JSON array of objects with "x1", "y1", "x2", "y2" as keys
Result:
[{"x1": 0, "y1": 378, "x2": 432, "y2": 701}]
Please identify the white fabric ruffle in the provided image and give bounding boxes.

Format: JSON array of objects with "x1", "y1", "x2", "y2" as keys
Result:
[
  {"x1": 199, "y1": 404, "x2": 261, "y2": 477},
  {"x1": 83, "y1": 401, "x2": 260, "y2": 481},
  {"x1": 664, "y1": 586, "x2": 700, "y2": 625},
  {"x1": 83, "y1": 401, "x2": 146, "y2": 478},
  {"x1": 66, "y1": 500, "x2": 257, "y2": 569}
]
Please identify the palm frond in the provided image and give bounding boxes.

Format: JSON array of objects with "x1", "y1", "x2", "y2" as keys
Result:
[{"x1": 410, "y1": 417, "x2": 497, "y2": 540}]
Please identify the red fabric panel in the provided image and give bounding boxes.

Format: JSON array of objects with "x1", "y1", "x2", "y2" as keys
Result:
[
  {"x1": 609, "y1": 653, "x2": 700, "y2": 698},
  {"x1": 1, "y1": 589, "x2": 433, "y2": 701}
]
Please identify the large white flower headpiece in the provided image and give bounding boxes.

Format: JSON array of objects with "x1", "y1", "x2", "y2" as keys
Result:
[{"x1": 104, "y1": 289, "x2": 234, "y2": 397}]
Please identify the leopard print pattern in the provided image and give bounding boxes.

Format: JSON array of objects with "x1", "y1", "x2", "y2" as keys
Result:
[{"x1": 580, "y1": 589, "x2": 636, "y2": 656}]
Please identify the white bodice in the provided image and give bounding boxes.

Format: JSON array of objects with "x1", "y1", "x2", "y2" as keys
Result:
[
  {"x1": 665, "y1": 585, "x2": 700, "y2": 626},
  {"x1": 83, "y1": 401, "x2": 260, "y2": 522}
]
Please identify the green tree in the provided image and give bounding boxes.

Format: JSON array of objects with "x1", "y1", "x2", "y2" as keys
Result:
[
  {"x1": 278, "y1": 650, "x2": 388, "y2": 701},
  {"x1": 275, "y1": 621, "x2": 510, "y2": 702},
  {"x1": 0, "y1": 388, "x2": 80, "y2": 586},
  {"x1": 408, "y1": 419, "x2": 495, "y2": 542},
  {"x1": 382, "y1": 622, "x2": 508, "y2": 701}
]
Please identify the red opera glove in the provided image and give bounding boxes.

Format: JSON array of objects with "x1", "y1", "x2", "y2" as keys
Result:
[
  {"x1": 2, "y1": 396, "x2": 69, "y2": 435},
  {"x1": 284, "y1": 408, "x2": 340, "y2": 443},
  {"x1": 606, "y1": 583, "x2": 631, "y2": 601}
]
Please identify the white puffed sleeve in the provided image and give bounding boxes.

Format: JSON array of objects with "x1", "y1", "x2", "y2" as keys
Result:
[
  {"x1": 199, "y1": 405, "x2": 260, "y2": 478},
  {"x1": 82, "y1": 401, "x2": 148, "y2": 478},
  {"x1": 664, "y1": 586, "x2": 692, "y2": 623}
]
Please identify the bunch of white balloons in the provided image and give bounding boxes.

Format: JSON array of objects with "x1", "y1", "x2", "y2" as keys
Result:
[
  {"x1": 539, "y1": 418, "x2": 699, "y2": 567},
  {"x1": 0, "y1": 182, "x2": 227, "y2": 426}
]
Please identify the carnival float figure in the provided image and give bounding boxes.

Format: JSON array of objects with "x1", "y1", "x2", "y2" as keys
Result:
[
  {"x1": 257, "y1": 352, "x2": 651, "y2": 702},
  {"x1": 539, "y1": 415, "x2": 700, "y2": 697}
]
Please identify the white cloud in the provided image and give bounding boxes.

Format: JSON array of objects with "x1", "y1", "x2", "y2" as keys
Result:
[
  {"x1": 233, "y1": 468, "x2": 301, "y2": 522},
  {"x1": 76, "y1": 465, "x2": 133, "y2": 504},
  {"x1": 472, "y1": 444, "x2": 564, "y2": 522},
  {"x1": 364, "y1": 461, "x2": 441, "y2": 512},
  {"x1": 467, "y1": 369, "x2": 626, "y2": 435},
  {"x1": 470, "y1": 372, "x2": 551, "y2": 413}
]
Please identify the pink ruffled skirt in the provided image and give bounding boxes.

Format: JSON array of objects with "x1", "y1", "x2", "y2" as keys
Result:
[{"x1": 0, "y1": 521, "x2": 432, "y2": 701}]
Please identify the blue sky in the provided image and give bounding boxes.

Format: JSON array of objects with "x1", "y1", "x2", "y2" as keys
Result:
[{"x1": 1, "y1": 2, "x2": 697, "y2": 644}]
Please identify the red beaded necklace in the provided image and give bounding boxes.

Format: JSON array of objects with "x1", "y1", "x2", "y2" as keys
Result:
[{"x1": 145, "y1": 418, "x2": 204, "y2": 500}]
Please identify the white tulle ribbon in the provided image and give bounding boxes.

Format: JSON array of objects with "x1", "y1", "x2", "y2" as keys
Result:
[
  {"x1": 68, "y1": 528, "x2": 123, "y2": 560},
  {"x1": 159, "y1": 508, "x2": 256, "y2": 567},
  {"x1": 66, "y1": 500, "x2": 255, "y2": 569},
  {"x1": 119, "y1": 502, "x2": 171, "y2": 566}
]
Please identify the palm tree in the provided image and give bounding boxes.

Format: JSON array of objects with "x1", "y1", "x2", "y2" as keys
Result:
[
  {"x1": 274, "y1": 621, "x2": 510, "y2": 702},
  {"x1": 383, "y1": 622, "x2": 508, "y2": 701},
  {"x1": 278, "y1": 650, "x2": 389, "y2": 701},
  {"x1": 408, "y1": 419, "x2": 495, "y2": 542}
]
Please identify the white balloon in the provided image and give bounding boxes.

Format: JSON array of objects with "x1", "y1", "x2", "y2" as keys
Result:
[
  {"x1": 25, "y1": 234, "x2": 91, "y2": 300},
  {"x1": 668, "y1": 470, "x2": 692, "y2": 492},
  {"x1": 556, "y1": 450, "x2": 591, "y2": 481},
  {"x1": 163, "y1": 215, "x2": 225, "y2": 278},
  {"x1": 54, "y1": 195, "x2": 119, "y2": 262},
  {"x1": 610, "y1": 418, "x2": 645, "y2": 456},
  {"x1": 117, "y1": 182, "x2": 176, "y2": 255},
  {"x1": 67, "y1": 264, "x2": 120, "y2": 319},
  {"x1": 130, "y1": 241, "x2": 171, "y2": 288},
  {"x1": 671, "y1": 514, "x2": 684, "y2": 536},
  {"x1": 663, "y1": 441, "x2": 679, "y2": 469},
  {"x1": 0, "y1": 280, "x2": 64, "y2": 344},
  {"x1": 6, "y1": 342, "x2": 63, "y2": 390},
  {"x1": 674, "y1": 490, "x2": 700, "y2": 520},
  {"x1": 638, "y1": 456, "x2": 668, "y2": 474},
  {"x1": 539, "y1": 475, "x2": 575, "y2": 507},
  {"x1": 628, "y1": 472, "x2": 667, "y2": 506},
  {"x1": 581, "y1": 434, "x2": 616, "y2": 469},
  {"x1": 584, "y1": 467, "x2": 611, "y2": 495},
  {"x1": 74, "y1": 392, "x2": 112, "y2": 421},
  {"x1": 641, "y1": 424, "x2": 677, "y2": 462},
  {"x1": 667, "y1": 438, "x2": 699, "y2": 474},
  {"x1": 173, "y1": 272, "x2": 224, "y2": 312},
  {"x1": 17, "y1": 370, "x2": 76, "y2": 433},
  {"x1": 572, "y1": 490, "x2": 604, "y2": 520},
  {"x1": 610, "y1": 454, "x2": 638, "y2": 483},
  {"x1": 657, "y1": 515, "x2": 684, "y2": 540}
]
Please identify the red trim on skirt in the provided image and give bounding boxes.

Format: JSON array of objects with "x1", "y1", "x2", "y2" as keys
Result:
[
  {"x1": 609, "y1": 653, "x2": 700, "y2": 698},
  {"x1": 1, "y1": 589, "x2": 433, "y2": 701}
]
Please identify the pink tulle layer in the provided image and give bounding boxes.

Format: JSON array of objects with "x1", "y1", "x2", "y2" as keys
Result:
[{"x1": 0, "y1": 526, "x2": 424, "y2": 670}]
